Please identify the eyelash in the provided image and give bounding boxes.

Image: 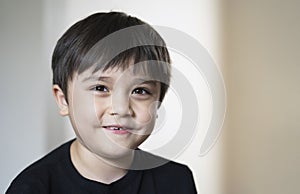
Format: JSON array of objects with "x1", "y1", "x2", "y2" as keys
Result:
[
  {"x1": 92, "y1": 85, "x2": 109, "y2": 92},
  {"x1": 132, "y1": 87, "x2": 152, "y2": 95},
  {"x1": 91, "y1": 85, "x2": 152, "y2": 96}
]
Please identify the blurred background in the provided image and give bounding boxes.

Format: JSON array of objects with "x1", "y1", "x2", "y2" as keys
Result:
[{"x1": 0, "y1": 0, "x2": 299, "y2": 194}]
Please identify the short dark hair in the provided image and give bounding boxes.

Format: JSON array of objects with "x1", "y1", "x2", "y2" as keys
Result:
[{"x1": 52, "y1": 12, "x2": 171, "y2": 102}]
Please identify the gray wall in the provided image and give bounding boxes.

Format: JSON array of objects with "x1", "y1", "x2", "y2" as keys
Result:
[
  {"x1": 0, "y1": 0, "x2": 46, "y2": 191},
  {"x1": 0, "y1": 0, "x2": 68, "y2": 192}
]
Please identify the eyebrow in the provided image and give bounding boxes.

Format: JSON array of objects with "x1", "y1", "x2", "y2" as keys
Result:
[
  {"x1": 82, "y1": 76, "x2": 159, "y2": 86},
  {"x1": 82, "y1": 76, "x2": 112, "y2": 83},
  {"x1": 134, "y1": 79, "x2": 159, "y2": 87}
]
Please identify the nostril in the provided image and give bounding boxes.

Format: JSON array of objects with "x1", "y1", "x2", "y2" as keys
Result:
[
  {"x1": 110, "y1": 112, "x2": 118, "y2": 116},
  {"x1": 109, "y1": 107, "x2": 133, "y2": 117},
  {"x1": 110, "y1": 100, "x2": 133, "y2": 116}
]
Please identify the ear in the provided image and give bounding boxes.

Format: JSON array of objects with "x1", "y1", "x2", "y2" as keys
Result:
[{"x1": 52, "y1": 85, "x2": 69, "y2": 116}]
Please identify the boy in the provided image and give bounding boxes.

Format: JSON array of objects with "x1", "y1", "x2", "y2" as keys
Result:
[{"x1": 6, "y1": 12, "x2": 197, "y2": 193}]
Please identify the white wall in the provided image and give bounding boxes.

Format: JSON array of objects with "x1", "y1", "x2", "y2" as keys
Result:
[{"x1": 0, "y1": 0, "x2": 223, "y2": 193}]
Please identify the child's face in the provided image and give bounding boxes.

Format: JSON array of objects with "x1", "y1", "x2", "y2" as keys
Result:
[{"x1": 64, "y1": 65, "x2": 161, "y2": 159}]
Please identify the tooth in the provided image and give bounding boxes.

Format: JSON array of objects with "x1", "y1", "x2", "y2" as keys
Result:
[{"x1": 106, "y1": 126, "x2": 124, "y2": 130}]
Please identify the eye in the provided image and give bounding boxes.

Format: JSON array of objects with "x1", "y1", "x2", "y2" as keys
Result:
[
  {"x1": 92, "y1": 85, "x2": 109, "y2": 92},
  {"x1": 132, "y1": 88, "x2": 151, "y2": 95}
]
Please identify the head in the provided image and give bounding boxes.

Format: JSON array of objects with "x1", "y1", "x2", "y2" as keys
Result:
[
  {"x1": 52, "y1": 12, "x2": 171, "y2": 104},
  {"x1": 51, "y1": 12, "x2": 171, "y2": 163}
]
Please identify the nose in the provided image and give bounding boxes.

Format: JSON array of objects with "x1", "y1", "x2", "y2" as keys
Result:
[{"x1": 110, "y1": 93, "x2": 133, "y2": 117}]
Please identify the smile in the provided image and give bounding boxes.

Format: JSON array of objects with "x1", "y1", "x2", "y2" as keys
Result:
[{"x1": 103, "y1": 125, "x2": 131, "y2": 134}]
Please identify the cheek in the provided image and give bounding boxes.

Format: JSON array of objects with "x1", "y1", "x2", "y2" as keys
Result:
[
  {"x1": 69, "y1": 90, "x2": 99, "y2": 129},
  {"x1": 93, "y1": 97, "x2": 110, "y2": 119},
  {"x1": 133, "y1": 101, "x2": 158, "y2": 124}
]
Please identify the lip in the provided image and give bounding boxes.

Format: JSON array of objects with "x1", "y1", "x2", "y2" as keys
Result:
[{"x1": 102, "y1": 125, "x2": 131, "y2": 135}]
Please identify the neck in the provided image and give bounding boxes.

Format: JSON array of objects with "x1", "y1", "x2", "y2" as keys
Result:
[{"x1": 70, "y1": 139, "x2": 133, "y2": 184}]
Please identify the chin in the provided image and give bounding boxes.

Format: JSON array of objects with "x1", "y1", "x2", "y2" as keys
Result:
[{"x1": 97, "y1": 145, "x2": 134, "y2": 159}]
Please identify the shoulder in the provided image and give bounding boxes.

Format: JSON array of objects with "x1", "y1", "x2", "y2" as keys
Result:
[
  {"x1": 5, "y1": 178, "x2": 47, "y2": 194},
  {"x1": 135, "y1": 150, "x2": 197, "y2": 193},
  {"x1": 6, "y1": 140, "x2": 74, "y2": 194},
  {"x1": 146, "y1": 160, "x2": 197, "y2": 193},
  {"x1": 151, "y1": 160, "x2": 194, "y2": 179},
  {"x1": 134, "y1": 149, "x2": 193, "y2": 176}
]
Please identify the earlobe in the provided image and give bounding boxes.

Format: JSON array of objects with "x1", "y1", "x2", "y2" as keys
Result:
[{"x1": 52, "y1": 85, "x2": 69, "y2": 116}]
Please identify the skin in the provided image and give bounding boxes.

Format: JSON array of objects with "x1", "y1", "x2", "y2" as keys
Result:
[{"x1": 52, "y1": 65, "x2": 161, "y2": 183}]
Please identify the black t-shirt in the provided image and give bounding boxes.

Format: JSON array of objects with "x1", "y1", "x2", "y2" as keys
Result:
[{"x1": 6, "y1": 139, "x2": 197, "y2": 194}]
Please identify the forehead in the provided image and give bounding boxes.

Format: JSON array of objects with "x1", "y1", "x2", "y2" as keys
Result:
[
  {"x1": 76, "y1": 64, "x2": 159, "y2": 83},
  {"x1": 77, "y1": 60, "x2": 168, "y2": 84}
]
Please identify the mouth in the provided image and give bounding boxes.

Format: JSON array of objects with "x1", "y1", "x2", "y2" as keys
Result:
[{"x1": 102, "y1": 125, "x2": 131, "y2": 134}]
